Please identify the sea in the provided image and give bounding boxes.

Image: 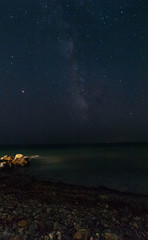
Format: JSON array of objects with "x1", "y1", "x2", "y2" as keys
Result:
[{"x1": 0, "y1": 143, "x2": 148, "y2": 195}]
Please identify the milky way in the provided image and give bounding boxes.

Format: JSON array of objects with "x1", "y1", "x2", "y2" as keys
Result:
[{"x1": 0, "y1": 0, "x2": 147, "y2": 143}]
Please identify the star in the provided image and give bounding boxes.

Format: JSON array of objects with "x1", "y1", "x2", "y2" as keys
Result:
[{"x1": 0, "y1": 0, "x2": 147, "y2": 144}]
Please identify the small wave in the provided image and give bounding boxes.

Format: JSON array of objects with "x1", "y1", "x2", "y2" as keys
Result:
[
  {"x1": 23, "y1": 155, "x2": 40, "y2": 159},
  {"x1": 28, "y1": 155, "x2": 39, "y2": 159},
  {"x1": 31, "y1": 155, "x2": 39, "y2": 158}
]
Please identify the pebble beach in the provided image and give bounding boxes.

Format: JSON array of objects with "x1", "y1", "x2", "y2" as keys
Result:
[{"x1": 0, "y1": 173, "x2": 147, "y2": 240}]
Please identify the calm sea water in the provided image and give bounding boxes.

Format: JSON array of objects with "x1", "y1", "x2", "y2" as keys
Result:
[{"x1": 0, "y1": 144, "x2": 148, "y2": 194}]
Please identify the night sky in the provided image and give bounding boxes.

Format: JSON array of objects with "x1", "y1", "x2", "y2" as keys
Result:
[{"x1": 0, "y1": 0, "x2": 147, "y2": 144}]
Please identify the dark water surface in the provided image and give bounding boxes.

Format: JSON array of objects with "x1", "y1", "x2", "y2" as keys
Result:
[{"x1": 0, "y1": 144, "x2": 148, "y2": 194}]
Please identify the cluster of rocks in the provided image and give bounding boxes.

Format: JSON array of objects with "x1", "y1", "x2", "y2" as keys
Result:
[
  {"x1": 0, "y1": 154, "x2": 31, "y2": 168},
  {"x1": 0, "y1": 175, "x2": 147, "y2": 240}
]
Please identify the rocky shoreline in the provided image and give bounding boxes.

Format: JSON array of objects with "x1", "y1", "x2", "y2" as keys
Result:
[
  {"x1": 0, "y1": 173, "x2": 147, "y2": 240},
  {"x1": 0, "y1": 154, "x2": 32, "y2": 168}
]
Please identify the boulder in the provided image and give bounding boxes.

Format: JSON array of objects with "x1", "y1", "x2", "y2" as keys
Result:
[
  {"x1": 14, "y1": 154, "x2": 24, "y2": 159},
  {"x1": 0, "y1": 162, "x2": 6, "y2": 168},
  {"x1": 0, "y1": 155, "x2": 8, "y2": 160},
  {"x1": 0, "y1": 154, "x2": 32, "y2": 168},
  {"x1": 1, "y1": 155, "x2": 13, "y2": 161},
  {"x1": 12, "y1": 157, "x2": 28, "y2": 167}
]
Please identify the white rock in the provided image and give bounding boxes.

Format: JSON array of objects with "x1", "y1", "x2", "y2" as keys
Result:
[
  {"x1": 0, "y1": 162, "x2": 5, "y2": 168},
  {"x1": 56, "y1": 231, "x2": 62, "y2": 240}
]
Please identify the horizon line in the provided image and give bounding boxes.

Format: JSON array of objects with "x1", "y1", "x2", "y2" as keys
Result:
[{"x1": 0, "y1": 142, "x2": 148, "y2": 146}]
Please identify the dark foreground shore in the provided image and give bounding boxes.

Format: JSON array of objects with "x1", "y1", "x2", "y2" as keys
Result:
[{"x1": 0, "y1": 173, "x2": 148, "y2": 240}]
